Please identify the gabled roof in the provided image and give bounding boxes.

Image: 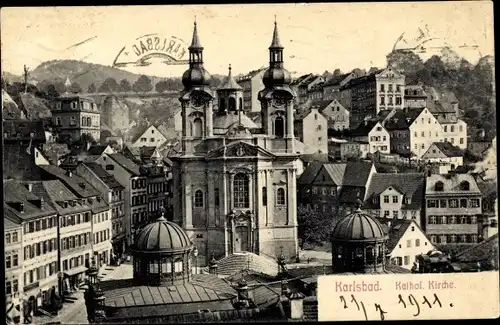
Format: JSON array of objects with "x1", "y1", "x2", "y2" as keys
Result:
[
  {"x1": 291, "y1": 73, "x2": 313, "y2": 86},
  {"x1": 205, "y1": 141, "x2": 275, "y2": 160},
  {"x1": 4, "y1": 180, "x2": 58, "y2": 220},
  {"x1": 426, "y1": 173, "x2": 481, "y2": 195},
  {"x1": 107, "y1": 153, "x2": 141, "y2": 176},
  {"x1": 364, "y1": 173, "x2": 425, "y2": 210},
  {"x1": 321, "y1": 163, "x2": 347, "y2": 186},
  {"x1": 455, "y1": 234, "x2": 498, "y2": 263},
  {"x1": 342, "y1": 161, "x2": 374, "y2": 187},
  {"x1": 29, "y1": 180, "x2": 92, "y2": 215},
  {"x1": 3, "y1": 119, "x2": 46, "y2": 142},
  {"x1": 384, "y1": 107, "x2": 425, "y2": 130},
  {"x1": 297, "y1": 161, "x2": 324, "y2": 185},
  {"x1": 430, "y1": 142, "x2": 464, "y2": 157},
  {"x1": 322, "y1": 73, "x2": 350, "y2": 87},
  {"x1": 385, "y1": 219, "x2": 429, "y2": 253},
  {"x1": 218, "y1": 65, "x2": 243, "y2": 90},
  {"x1": 83, "y1": 162, "x2": 124, "y2": 190},
  {"x1": 39, "y1": 164, "x2": 100, "y2": 198},
  {"x1": 3, "y1": 144, "x2": 44, "y2": 181},
  {"x1": 350, "y1": 120, "x2": 382, "y2": 136},
  {"x1": 19, "y1": 93, "x2": 52, "y2": 120}
]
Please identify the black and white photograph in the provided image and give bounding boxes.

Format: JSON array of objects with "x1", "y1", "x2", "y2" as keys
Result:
[{"x1": 1, "y1": 2, "x2": 497, "y2": 323}]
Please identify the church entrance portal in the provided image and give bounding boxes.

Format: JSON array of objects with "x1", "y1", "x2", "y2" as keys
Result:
[{"x1": 234, "y1": 226, "x2": 249, "y2": 252}]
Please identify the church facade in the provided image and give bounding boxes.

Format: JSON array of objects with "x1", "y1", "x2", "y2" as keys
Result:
[{"x1": 170, "y1": 21, "x2": 302, "y2": 264}]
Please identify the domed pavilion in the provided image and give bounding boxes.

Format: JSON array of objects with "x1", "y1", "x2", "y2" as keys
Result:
[{"x1": 331, "y1": 203, "x2": 388, "y2": 273}]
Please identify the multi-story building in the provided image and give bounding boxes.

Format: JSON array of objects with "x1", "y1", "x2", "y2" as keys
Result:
[
  {"x1": 100, "y1": 95, "x2": 130, "y2": 136},
  {"x1": 319, "y1": 100, "x2": 350, "y2": 131},
  {"x1": 236, "y1": 68, "x2": 266, "y2": 112},
  {"x1": 474, "y1": 135, "x2": 497, "y2": 180},
  {"x1": 129, "y1": 125, "x2": 168, "y2": 148},
  {"x1": 290, "y1": 74, "x2": 324, "y2": 105},
  {"x1": 477, "y1": 180, "x2": 498, "y2": 240},
  {"x1": 5, "y1": 180, "x2": 59, "y2": 313},
  {"x1": 51, "y1": 94, "x2": 100, "y2": 143},
  {"x1": 294, "y1": 107, "x2": 328, "y2": 154},
  {"x1": 344, "y1": 67, "x2": 405, "y2": 127},
  {"x1": 385, "y1": 219, "x2": 435, "y2": 270},
  {"x1": 75, "y1": 162, "x2": 126, "y2": 257},
  {"x1": 321, "y1": 73, "x2": 356, "y2": 102},
  {"x1": 421, "y1": 142, "x2": 464, "y2": 170},
  {"x1": 307, "y1": 82, "x2": 325, "y2": 104},
  {"x1": 384, "y1": 107, "x2": 443, "y2": 158},
  {"x1": 349, "y1": 120, "x2": 391, "y2": 155},
  {"x1": 340, "y1": 140, "x2": 369, "y2": 160},
  {"x1": 362, "y1": 173, "x2": 426, "y2": 227},
  {"x1": 94, "y1": 152, "x2": 148, "y2": 247},
  {"x1": 5, "y1": 213, "x2": 24, "y2": 324},
  {"x1": 404, "y1": 85, "x2": 428, "y2": 108},
  {"x1": 31, "y1": 180, "x2": 94, "y2": 295},
  {"x1": 424, "y1": 173, "x2": 482, "y2": 247},
  {"x1": 171, "y1": 21, "x2": 303, "y2": 262}
]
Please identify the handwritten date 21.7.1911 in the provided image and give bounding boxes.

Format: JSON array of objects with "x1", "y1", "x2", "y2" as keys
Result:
[{"x1": 338, "y1": 293, "x2": 453, "y2": 321}]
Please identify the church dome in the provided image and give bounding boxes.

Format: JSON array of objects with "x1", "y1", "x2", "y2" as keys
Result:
[
  {"x1": 262, "y1": 67, "x2": 292, "y2": 88},
  {"x1": 134, "y1": 216, "x2": 192, "y2": 253},
  {"x1": 182, "y1": 67, "x2": 212, "y2": 89},
  {"x1": 332, "y1": 208, "x2": 387, "y2": 243}
]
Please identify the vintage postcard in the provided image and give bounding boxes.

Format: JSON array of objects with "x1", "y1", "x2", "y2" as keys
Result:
[{"x1": 1, "y1": 2, "x2": 497, "y2": 324}]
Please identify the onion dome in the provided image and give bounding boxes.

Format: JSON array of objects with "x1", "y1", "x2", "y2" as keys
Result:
[
  {"x1": 133, "y1": 215, "x2": 192, "y2": 254},
  {"x1": 182, "y1": 21, "x2": 212, "y2": 89},
  {"x1": 332, "y1": 207, "x2": 387, "y2": 243}
]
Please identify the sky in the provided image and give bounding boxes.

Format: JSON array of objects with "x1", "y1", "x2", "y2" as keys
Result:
[{"x1": 1, "y1": 2, "x2": 494, "y2": 79}]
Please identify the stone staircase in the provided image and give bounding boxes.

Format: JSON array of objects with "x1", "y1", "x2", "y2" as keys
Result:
[{"x1": 204, "y1": 252, "x2": 279, "y2": 277}]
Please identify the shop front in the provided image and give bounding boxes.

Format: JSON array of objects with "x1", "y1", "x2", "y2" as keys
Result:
[{"x1": 63, "y1": 265, "x2": 89, "y2": 294}]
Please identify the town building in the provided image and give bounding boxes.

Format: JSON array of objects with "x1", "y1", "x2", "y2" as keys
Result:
[
  {"x1": 236, "y1": 68, "x2": 266, "y2": 112},
  {"x1": 421, "y1": 142, "x2": 464, "y2": 170},
  {"x1": 403, "y1": 85, "x2": 427, "y2": 108},
  {"x1": 290, "y1": 74, "x2": 324, "y2": 105},
  {"x1": 294, "y1": 107, "x2": 328, "y2": 154},
  {"x1": 473, "y1": 135, "x2": 497, "y2": 180},
  {"x1": 5, "y1": 212, "x2": 24, "y2": 324},
  {"x1": 51, "y1": 94, "x2": 100, "y2": 143},
  {"x1": 75, "y1": 162, "x2": 127, "y2": 257},
  {"x1": 3, "y1": 119, "x2": 47, "y2": 146},
  {"x1": 128, "y1": 125, "x2": 169, "y2": 148},
  {"x1": 339, "y1": 140, "x2": 369, "y2": 160},
  {"x1": 327, "y1": 137, "x2": 345, "y2": 159},
  {"x1": 385, "y1": 219, "x2": 435, "y2": 270},
  {"x1": 384, "y1": 107, "x2": 443, "y2": 158},
  {"x1": 100, "y1": 95, "x2": 131, "y2": 136},
  {"x1": 349, "y1": 120, "x2": 390, "y2": 155},
  {"x1": 5, "y1": 181, "x2": 59, "y2": 313},
  {"x1": 477, "y1": 180, "x2": 498, "y2": 240},
  {"x1": 94, "y1": 152, "x2": 148, "y2": 247},
  {"x1": 321, "y1": 73, "x2": 356, "y2": 101},
  {"x1": 170, "y1": 21, "x2": 302, "y2": 263},
  {"x1": 424, "y1": 173, "x2": 482, "y2": 247},
  {"x1": 307, "y1": 82, "x2": 325, "y2": 104},
  {"x1": 362, "y1": 173, "x2": 426, "y2": 227},
  {"x1": 467, "y1": 130, "x2": 493, "y2": 157},
  {"x1": 343, "y1": 68, "x2": 405, "y2": 127},
  {"x1": 319, "y1": 100, "x2": 350, "y2": 131}
]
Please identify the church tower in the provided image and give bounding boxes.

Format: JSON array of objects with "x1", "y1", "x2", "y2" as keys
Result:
[
  {"x1": 179, "y1": 21, "x2": 215, "y2": 154},
  {"x1": 258, "y1": 20, "x2": 297, "y2": 153},
  {"x1": 216, "y1": 64, "x2": 244, "y2": 116}
]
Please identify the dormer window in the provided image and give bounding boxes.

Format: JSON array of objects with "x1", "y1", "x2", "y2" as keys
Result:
[
  {"x1": 373, "y1": 196, "x2": 379, "y2": 204},
  {"x1": 434, "y1": 181, "x2": 444, "y2": 192},
  {"x1": 63, "y1": 201, "x2": 69, "y2": 208},
  {"x1": 405, "y1": 197, "x2": 411, "y2": 205},
  {"x1": 459, "y1": 181, "x2": 470, "y2": 191}
]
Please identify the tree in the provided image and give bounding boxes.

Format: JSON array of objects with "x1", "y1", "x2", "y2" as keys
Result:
[
  {"x1": 333, "y1": 69, "x2": 342, "y2": 76},
  {"x1": 119, "y1": 79, "x2": 132, "y2": 92},
  {"x1": 297, "y1": 204, "x2": 334, "y2": 250},
  {"x1": 87, "y1": 83, "x2": 97, "y2": 93},
  {"x1": 99, "y1": 77, "x2": 120, "y2": 93},
  {"x1": 46, "y1": 85, "x2": 60, "y2": 99},
  {"x1": 155, "y1": 80, "x2": 169, "y2": 93},
  {"x1": 69, "y1": 82, "x2": 82, "y2": 93},
  {"x1": 132, "y1": 75, "x2": 153, "y2": 93}
]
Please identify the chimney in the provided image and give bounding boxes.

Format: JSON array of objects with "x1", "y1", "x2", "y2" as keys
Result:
[{"x1": 288, "y1": 292, "x2": 305, "y2": 320}]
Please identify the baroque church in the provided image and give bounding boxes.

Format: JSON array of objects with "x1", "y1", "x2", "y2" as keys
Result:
[{"x1": 170, "y1": 20, "x2": 303, "y2": 264}]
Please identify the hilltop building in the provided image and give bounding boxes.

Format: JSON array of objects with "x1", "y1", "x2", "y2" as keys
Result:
[
  {"x1": 170, "y1": 20, "x2": 302, "y2": 264},
  {"x1": 51, "y1": 94, "x2": 100, "y2": 143},
  {"x1": 100, "y1": 95, "x2": 130, "y2": 136}
]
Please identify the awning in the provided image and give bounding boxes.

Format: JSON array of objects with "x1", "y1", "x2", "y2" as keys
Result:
[{"x1": 64, "y1": 265, "x2": 88, "y2": 276}]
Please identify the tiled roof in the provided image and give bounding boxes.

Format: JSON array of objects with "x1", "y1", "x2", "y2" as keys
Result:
[
  {"x1": 426, "y1": 174, "x2": 481, "y2": 195},
  {"x1": 206, "y1": 252, "x2": 279, "y2": 277},
  {"x1": 41, "y1": 143, "x2": 70, "y2": 165},
  {"x1": 3, "y1": 144, "x2": 44, "y2": 181},
  {"x1": 108, "y1": 153, "x2": 141, "y2": 176},
  {"x1": 291, "y1": 73, "x2": 313, "y2": 86},
  {"x1": 339, "y1": 186, "x2": 366, "y2": 204},
  {"x1": 363, "y1": 173, "x2": 425, "y2": 210},
  {"x1": 342, "y1": 161, "x2": 373, "y2": 187},
  {"x1": 83, "y1": 163, "x2": 124, "y2": 189},
  {"x1": 350, "y1": 120, "x2": 380, "y2": 136},
  {"x1": 455, "y1": 234, "x2": 498, "y2": 263},
  {"x1": 4, "y1": 216, "x2": 21, "y2": 229},
  {"x1": 384, "y1": 107, "x2": 425, "y2": 130},
  {"x1": 300, "y1": 153, "x2": 330, "y2": 163},
  {"x1": 3, "y1": 119, "x2": 46, "y2": 142},
  {"x1": 39, "y1": 164, "x2": 100, "y2": 197},
  {"x1": 19, "y1": 93, "x2": 52, "y2": 120},
  {"x1": 4, "y1": 180, "x2": 58, "y2": 220},
  {"x1": 385, "y1": 219, "x2": 414, "y2": 252},
  {"x1": 432, "y1": 142, "x2": 464, "y2": 157},
  {"x1": 30, "y1": 180, "x2": 93, "y2": 215},
  {"x1": 322, "y1": 163, "x2": 347, "y2": 186},
  {"x1": 322, "y1": 73, "x2": 350, "y2": 87},
  {"x1": 297, "y1": 161, "x2": 324, "y2": 185}
]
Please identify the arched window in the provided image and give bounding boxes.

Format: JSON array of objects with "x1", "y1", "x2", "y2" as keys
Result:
[
  {"x1": 228, "y1": 97, "x2": 236, "y2": 112},
  {"x1": 459, "y1": 181, "x2": 470, "y2": 191},
  {"x1": 194, "y1": 190, "x2": 204, "y2": 207},
  {"x1": 262, "y1": 187, "x2": 267, "y2": 206},
  {"x1": 277, "y1": 188, "x2": 286, "y2": 205},
  {"x1": 87, "y1": 117, "x2": 92, "y2": 126},
  {"x1": 220, "y1": 98, "x2": 226, "y2": 112},
  {"x1": 233, "y1": 174, "x2": 249, "y2": 208},
  {"x1": 434, "y1": 181, "x2": 444, "y2": 192},
  {"x1": 192, "y1": 118, "x2": 202, "y2": 137},
  {"x1": 274, "y1": 116, "x2": 285, "y2": 137},
  {"x1": 214, "y1": 188, "x2": 220, "y2": 207},
  {"x1": 239, "y1": 98, "x2": 243, "y2": 111}
]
